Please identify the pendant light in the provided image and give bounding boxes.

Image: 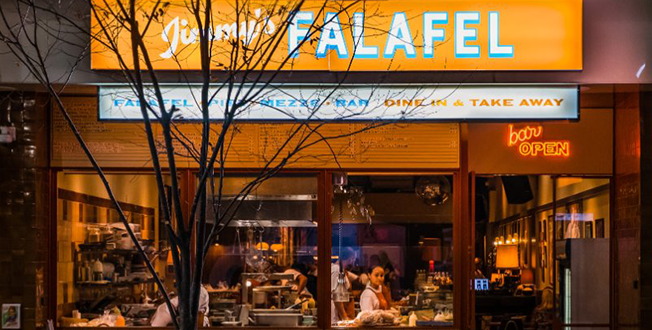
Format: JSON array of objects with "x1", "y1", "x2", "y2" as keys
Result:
[{"x1": 332, "y1": 181, "x2": 349, "y2": 303}]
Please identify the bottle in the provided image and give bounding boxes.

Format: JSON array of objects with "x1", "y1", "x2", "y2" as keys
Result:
[
  {"x1": 116, "y1": 314, "x2": 125, "y2": 327},
  {"x1": 84, "y1": 260, "x2": 92, "y2": 282},
  {"x1": 0, "y1": 98, "x2": 15, "y2": 144},
  {"x1": 409, "y1": 312, "x2": 417, "y2": 327},
  {"x1": 307, "y1": 297, "x2": 316, "y2": 309},
  {"x1": 113, "y1": 307, "x2": 125, "y2": 327},
  {"x1": 77, "y1": 262, "x2": 84, "y2": 282},
  {"x1": 296, "y1": 297, "x2": 309, "y2": 314}
]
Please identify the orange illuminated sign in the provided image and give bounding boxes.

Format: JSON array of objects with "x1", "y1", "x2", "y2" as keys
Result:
[
  {"x1": 90, "y1": 0, "x2": 583, "y2": 71},
  {"x1": 508, "y1": 124, "x2": 570, "y2": 157}
]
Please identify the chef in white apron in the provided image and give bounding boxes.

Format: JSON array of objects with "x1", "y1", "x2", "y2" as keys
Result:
[{"x1": 151, "y1": 286, "x2": 210, "y2": 327}]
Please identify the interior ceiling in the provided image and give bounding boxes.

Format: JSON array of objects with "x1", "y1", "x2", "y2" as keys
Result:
[
  {"x1": 348, "y1": 175, "x2": 454, "y2": 194},
  {"x1": 348, "y1": 176, "x2": 413, "y2": 193}
]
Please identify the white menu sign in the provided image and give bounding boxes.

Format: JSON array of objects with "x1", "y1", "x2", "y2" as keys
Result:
[{"x1": 98, "y1": 85, "x2": 578, "y2": 121}]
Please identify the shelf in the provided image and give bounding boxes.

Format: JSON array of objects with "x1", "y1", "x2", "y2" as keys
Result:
[
  {"x1": 76, "y1": 278, "x2": 155, "y2": 287},
  {"x1": 79, "y1": 249, "x2": 141, "y2": 255}
]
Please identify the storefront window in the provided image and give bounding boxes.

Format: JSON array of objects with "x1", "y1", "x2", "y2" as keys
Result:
[
  {"x1": 330, "y1": 174, "x2": 454, "y2": 327},
  {"x1": 203, "y1": 174, "x2": 319, "y2": 327},
  {"x1": 56, "y1": 172, "x2": 165, "y2": 327},
  {"x1": 57, "y1": 172, "x2": 320, "y2": 328},
  {"x1": 55, "y1": 171, "x2": 610, "y2": 328},
  {"x1": 474, "y1": 175, "x2": 610, "y2": 329},
  {"x1": 475, "y1": 175, "x2": 550, "y2": 329}
]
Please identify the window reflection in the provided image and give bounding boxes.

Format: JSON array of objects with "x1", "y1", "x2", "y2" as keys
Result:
[
  {"x1": 203, "y1": 174, "x2": 319, "y2": 327},
  {"x1": 331, "y1": 175, "x2": 454, "y2": 327},
  {"x1": 56, "y1": 173, "x2": 163, "y2": 327},
  {"x1": 474, "y1": 175, "x2": 610, "y2": 329}
]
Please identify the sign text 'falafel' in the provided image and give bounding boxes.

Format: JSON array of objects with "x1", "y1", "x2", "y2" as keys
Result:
[{"x1": 508, "y1": 125, "x2": 570, "y2": 157}]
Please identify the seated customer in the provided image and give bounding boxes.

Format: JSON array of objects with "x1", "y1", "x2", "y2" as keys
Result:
[{"x1": 360, "y1": 266, "x2": 392, "y2": 312}]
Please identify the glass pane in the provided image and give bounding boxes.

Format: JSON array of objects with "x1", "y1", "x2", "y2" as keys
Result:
[
  {"x1": 554, "y1": 177, "x2": 610, "y2": 325},
  {"x1": 203, "y1": 174, "x2": 319, "y2": 327},
  {"x1": 474, "y1": 175, "x2": 552, "y2": 329},
  {"x1": 56, "y1": 173, "x2": 163, "y2": 326},
  {"x1": 330, "y1": 175, "x2": 454, "y2": 327}
]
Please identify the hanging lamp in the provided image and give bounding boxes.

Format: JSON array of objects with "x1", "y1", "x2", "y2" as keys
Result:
[{"x1": 332, "y1": 178, "x2": 350, "y2": 303}]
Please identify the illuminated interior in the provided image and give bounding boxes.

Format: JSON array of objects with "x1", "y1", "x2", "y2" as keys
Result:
[
  {"x1": 474, "y1": 175, "x2": 610, "y2": 327},
  {"x1": 56, "y1": 172, "x2": 167, "y2": 326}
]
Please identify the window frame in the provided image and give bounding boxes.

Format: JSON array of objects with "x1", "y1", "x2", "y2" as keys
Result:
[
  {"x1": 551, "y1": 175, "x2": 613, "y2": 329},
  {"x1": 50, "y1": 168, "x2": 464, "y2": 329},
  {"x1": 323, "y1": 170, "x2": 462, "y2": 330}
]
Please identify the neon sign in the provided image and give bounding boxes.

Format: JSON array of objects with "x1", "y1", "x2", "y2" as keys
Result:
[{"x1": 508, "y1": 124, "x2": 570, "y2": 157}]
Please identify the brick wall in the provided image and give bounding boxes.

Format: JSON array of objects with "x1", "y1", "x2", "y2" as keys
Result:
[
  {"x1": 613, "y1": 84, "x2": 649, "y2": 330},
  {"x1": 0, "y1": 92, "x2": 49, "y2": 330},
  {"x1": 639, "y1": 85, "x2": 652, "y2": 330}
]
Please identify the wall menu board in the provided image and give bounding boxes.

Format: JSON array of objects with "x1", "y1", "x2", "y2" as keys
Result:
[{"x1": 52, "y1": 97, "x2": 460, "y2": 169}]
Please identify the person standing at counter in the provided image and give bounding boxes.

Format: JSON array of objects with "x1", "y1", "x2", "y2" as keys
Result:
[
  {"x1": 331, "y1": 248, "x2": 356, "y2": 324},
  {"x1": 474, "y1": 257, "x2": 486, "y2": 279},
  {"x1": 378, "y1": 251, "x2": 401, "y2": 300},
  {"x1": 360, "y1": 266, "x2": 392, "y2": 312},
  {"x1": 281, "y1": 262, "x2": 312, "y2": 297}
]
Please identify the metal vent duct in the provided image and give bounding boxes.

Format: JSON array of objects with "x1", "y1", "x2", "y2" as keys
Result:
[{"x1": 206, "y1": 194, "x2": 316, "y2": 226}]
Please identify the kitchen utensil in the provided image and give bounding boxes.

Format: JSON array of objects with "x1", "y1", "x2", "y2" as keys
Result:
[
  {"x1": 302, "y1": 315, "x2": 314, "y2": 326},
  {"x1": 102, "y1": 262, "x2": 115, "y2": 280},
  {"x1": 88, "y1": 228, "x2": 101, "y2": 243},
  {"x1": 285, "y1": 298, "x2": 309, "y2": 310},
  {"x1": 249, "y1": 309, "x2": 301, "y2": 327}
]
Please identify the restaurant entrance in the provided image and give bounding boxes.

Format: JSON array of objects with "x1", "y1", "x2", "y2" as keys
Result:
[
  {"x1": 471, "y1": 175, "x2": 611, "y2": 330},
  {"x1": 465, "y1": 107, "x2": 614, "y2": 329}
]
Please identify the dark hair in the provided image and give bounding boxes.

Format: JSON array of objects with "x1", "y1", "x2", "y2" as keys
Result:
[
  {"x1": 368, "y1": 264, "x2": 384, "y2": 274},
  {"x1": 291, "y1": 262, "x2": 309, "y2": 276},
  {"x1": 297, "y1": 255, "x2": 315, "y2": 265}
]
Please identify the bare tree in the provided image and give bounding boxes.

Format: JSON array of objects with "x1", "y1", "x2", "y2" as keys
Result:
[{"x1": 0, "y1": 1, "x2": 431, "y2": 329}]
